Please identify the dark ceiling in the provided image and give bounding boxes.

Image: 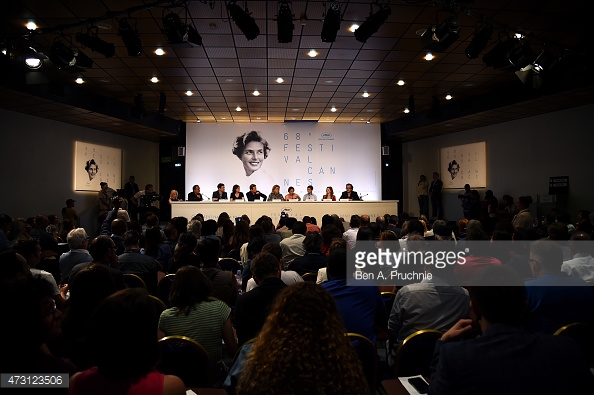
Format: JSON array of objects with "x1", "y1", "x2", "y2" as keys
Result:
[{"x1": 1, "y1": 0, "x2": 592, "y2": 143}]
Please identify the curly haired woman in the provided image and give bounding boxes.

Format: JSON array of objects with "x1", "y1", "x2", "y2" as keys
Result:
[{"x1": 235, "y1": 282, "x2": 369, "y2": 395}]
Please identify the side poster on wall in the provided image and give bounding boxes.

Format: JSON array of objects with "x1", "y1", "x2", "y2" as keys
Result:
[
  {"x1": 185, "y1": 123, "x2": 382, "y2": 200},
  {"x1": 440, "y1": 142, "x2": 486, "y2": 189},
  {"x1": 74, "y1": 141, "x2": 122, "y2": 191}
]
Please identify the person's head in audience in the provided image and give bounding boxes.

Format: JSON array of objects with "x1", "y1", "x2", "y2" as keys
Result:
[
  {"x1": 14, "y1": 237, "x2": 41, "y2": 268},
  {"x1": 241, "y1": 214, "x2": 251, "y2": 225},
  {"x1": 349, "y1": 215, "x2": 361, "y2": 229},
  {"x1": 261, "y1": 242, "x2": 283, "y2": 263},
  {"x1": 174, "y1": 232, "x2": 198, "y2": 264},
  {"x1": 403, "y1": 219, "x2": 425, "y2": 238},
  {"x1": 261, "y1": 219, "x2": 275, "y2": 235},
  {"x1": 247, "y1": 237, "x2": 266, "y2": 260},
  {"x1": 169, "y1": 265, "x2": 212, "y2": 315},
  {"x1": 329, "y1": 237, "x2": 347, "y2": 252},
  {"x1": 516, "y1": 195, "x2": 532, "y2": 211},
  {"x1": 232, "y1": 131, "x2": 270, "y2": 176},
  {"x1": 170, "y1": 216, "x2": 188, "y2": 237},
  {"x1": 547, "y1": 221, "x2": 569, "y2": 240},
  {"x1": 355, "y1": 227, "x2": 374, "y2": 243},
  {"x1": 86, "y1": 288, "x2": 160, "y2": 379},
  {"x1": 197, "y1": 237, "x2": 221, "y2": 268},
  {"x1": 164, "y1": 223, "x2": 178, "y2": 242},
  {"x1": 569, "y1": 231, "x2": 592, "y2": 256},
  {"x1": 236, "y1": 282, "x2": 368, "y2": 395},
  {"x1": 291, "y1": 221, "x2": 307, "y2": 236},
  {"x1": 322, "y1": 224, "x2": 342, "y2": 245},
  {"x1": 303, "y1": 231, "x2": 323, "y2": 254},
  {"x1": 89, "y1": 235, "x2": 118, "y2": 266},
  {"x1": 122, "y1": 231, "x2": 142, "y2": 250},
  {"x1": 85, "y1": 159, "x2": 98, "y2": 181},
  {"x1": 529, "y1": 240, "x2": 563, "y2": 278},
  {"x1": 360, "y1": 214, "x2": 370, "y2": 227},
  {"x1": 368, "y1": 222, "x2": 381, "y2": 239},
  {"x1": 65, "y1": 263, "x2": 116, "y2": 317},
  {"x1": 202, "y1": 219, "x2": 218, "y2": 237},
  {"x1": 321, "y1": 214, "x2": 334, "y2": 228},
  {"x1": 145, "y1": 214, "x2": 159, "y2": 228},
  {"x1": 251, "y1": 252, "x2": 281, "y2": 284},
  {"x1": 326, "y1": 248, "x2": 347, "y2": 280},
  {"x1": 0, "y1": 249, "x2": 30, "y2": 280},
  {"x1": 187, "y1": 219, "x2": 202, "y2": 239},
  {"x1": 67, "y1": 228, "x2": 88, "y2": 250}
]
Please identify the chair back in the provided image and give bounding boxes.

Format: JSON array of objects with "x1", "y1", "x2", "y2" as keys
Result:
[
  {"x1": 157, "y1": 274, "x2": 175, "y2": 307},
  {"x1": 157, "y1": 336, "x2": 211, "y2": 388},
  {"x1": 218, "y1": 257, "x2": 242, "y2": 273},
  {"x1": 123, "y1": 273, "x2": 147, "y2": 289},
  {"x1": 554, "y1": 322, "x2": 594, "y2": 367},
  {"x1": 346, "y1": 332, "x2": 378, "y2": 395},
  {"x1": 301, "y1": 272, "x2": 318, "y2": 282},
  {"x1": 393, "y1": 329, "x2": 443, "y2": 378},
  {"x1": 381, "y1": 291, "x2": 396, "y2": 317}
]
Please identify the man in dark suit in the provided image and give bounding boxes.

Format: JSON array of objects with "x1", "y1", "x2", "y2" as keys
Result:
[
  {"x1": 234, "y1": 252, "x2": 286, "y2": 346},
  {"x1": 429, "y1": 266, "x2": 594, "y2": 394},
  {"x1": 429, "y1": 172, "x2": 443, "y2": 219},
  {"x1": 212, "y1": 183, "x2": 227, "y2": 201},
  {"x1": 123, "y1": 175, "x2": 139, "y2": 200},
  {"x1": 339, "y1": 183, "x2": 360, "y2": 201},
  {"x1": 187, "y1": 184, "x2": 203, "y2": 201}
]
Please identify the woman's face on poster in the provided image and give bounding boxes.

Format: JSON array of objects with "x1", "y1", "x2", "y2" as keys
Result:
[
  {"x1": 241, "y1": 141, "x2": 265, "y2": 175},
  {"x1": 87, "y1": 163, "x2": 98, "y2": 180}
]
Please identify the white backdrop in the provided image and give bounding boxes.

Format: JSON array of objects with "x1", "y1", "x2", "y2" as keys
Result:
[{"x1": 185, "y1": 123, "x2": 382, "y2": 200}]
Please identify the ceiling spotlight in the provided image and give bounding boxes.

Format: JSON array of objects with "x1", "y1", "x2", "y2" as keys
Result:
[
  {"x1": 331, "y1": 106, "x2": 337, "y2": 112},
  {"x1": 26, "y1": 22, "x2": 37, "y2": 30},
  {"x1": 483, "y1": 35, "x2": 528, "y2": 71},
  {"x1": 75, "y1": 78, "x2": 84, "y2": 84},
  {"x1": 508, "y1": 40, "x2": 533, "y2": 69},
  {"x1": 253, "y1": 90, "x2": 260, "y2": 96},
  {"x1": 465, "y1": 24, "x2": 493, "y2": 59},
  {"x1": 514, "y1": 33, "x2": 524, "y2": 39},
  {"x1": 277, "y1": 1, "x2": 294, "y2": 43},
  {"x1": 445, "y1": 94, "x2": 452, "y2": 100},
  {"x1": 186, "y1": 90, "x2": 193, "y2": 96},
  {"x1": 155, "y1": 48, "x2": 165, "y2": 56},
  {"x1": 354, "y1": 4, "x2": 391, "y2": 43},
  {"x1": 349, "y1": 24, "x2": 359, "y2": 33},
  {"x1": 75, "y1": 31, "x2": 115, "y2": 58},
  {"x1": 276, "y1": 77, "x2": 284, "y2": 83},
  {"x1": 424, "y1": 53, "x2": 434, "y2": 61},
  {"x1": 236, "y1": 106, "x2": 242, "y2": 111},
  {"x1": 366, "y1": 120, "x2": 370, "y2": 124},
  {"x1": 73, "y1": 48, "x2": 93, "y2": 68},
  {"x1": 196, "y1": 119, "x2": 201, "y2": 122},
  {"x1": 363, "y1": 92, "x2": 369, "y2": 98},
  {"x1": 48, "y1": 41, "x2": 76, "y2": 69},
  {"x1": 162, "y1": 13, "x2": 203, "y2": 47},
  {"x1": 404, "y1": 108, "x2": 410, "y2": 114},
  {"x1": 308, "y1": 49, "x2": 318, "y2": 57},
  {"x1": 23, "y1": 47, "x2": 44, "y2": 69},
  {"x1": 227, "y1": 1, "x2": 260, "y2": 41},
  {"x1": 397, "y1": 79, "x2": 405, "y2": 86},
  {"x1": 151, "y1": 77, "x2": 159, "y2": 83},
  {"x1": 420, "y1": 16, "x2": 460, "y2": 52},
  {"x1": 321, "y1": 2, "x2": 341, "y2": 43},
  {"x1": 118, "y1": 19, "x2": 143, "y2": 56}
]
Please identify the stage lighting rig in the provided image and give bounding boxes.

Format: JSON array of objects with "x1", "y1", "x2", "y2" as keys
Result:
[
  {"x1": 465, "y1": 23, "x2": 493, "y2": 59},
  {"x1": 321, "y1": 2, "x2": 341, "y2": 43},
  {"x1": 420, "y1": 15, "x2": 460, "y2": 52},
  {"x1": 75, "y1": 29, "x2": 115, "y2": 58},
  {"x1": 227, "y1": 1, "x2": 260, "y2": 41},
  {"x1": 119, "y1": 19, "x2": 143, "y2": 56},
  {"x1": 277, "y1": 1, "x2": 294, "y2": 43},
  {"x1": 354, "y1": 3, "x2": 391, "y2": 43}
]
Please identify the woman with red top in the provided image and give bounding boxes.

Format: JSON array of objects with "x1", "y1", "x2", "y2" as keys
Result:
[{"x1": 322, "y1": 186, "x2": 336, "y2": 201}]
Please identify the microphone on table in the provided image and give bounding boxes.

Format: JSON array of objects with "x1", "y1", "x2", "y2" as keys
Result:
[{"x1": 360, "y1": 193, "x2": 368, "y2": 201}]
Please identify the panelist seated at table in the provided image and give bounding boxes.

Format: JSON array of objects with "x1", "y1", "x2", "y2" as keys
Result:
[
  {"x1": 285, "y1": 186, "x2": 301, "y2": 201},
  {"x1": 187, "y1": 184, "x2": 203, "y2": 201},
  {"x1": 268, "y1": 184, "x2": 285, "y2": 201},
  {"x1": 340, "y1": 183, "x2": 360, "y2": 201},
  {"x1": 212, "y1": 183, "x2": 228, "y2": 201},
  {"x1": 246, "y1": 184, "x2": 266, "y2": 201},
  {"x1": 302, "y1": 185, "x2": 317, "y2": 201},
  {"x1": 322, "y1": 186, "x2": 336, "y2": 201},
  {"x1": 230, "y1": 184, "x2": 245, "y2": 201}
]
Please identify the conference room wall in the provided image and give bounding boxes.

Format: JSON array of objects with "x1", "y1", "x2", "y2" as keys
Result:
[
  {"x1": 0, "y1": 109, "x2": 160, "y2": 234},
  {"x1": 402, "y1": 103, "x2": 594, "y2": 222}
]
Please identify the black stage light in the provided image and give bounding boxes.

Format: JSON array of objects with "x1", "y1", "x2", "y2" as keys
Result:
[
  {"x1": 227, "y1": 1, "x2": 260, "y2": 40},
  {"x1": 355, "y1": 5, "x2": 391, "y2": 43},
  {"x1": 408, "y1": 95, "x2": 415, "y2": 117},
  {"x1": 119, "y1": 19, "x2": 143, "y2": 56},
  {"x1": 465, "y1": 24, "x2": 493, "y2": 59},
  {"x1": 75, "y1": 32, "x2": 115, "y2": 58},
  {"x1": 508, "y1": 40, "x2": 533, "y2": 70},
  {"x1": 420, "y1": 16, "x2": 460, "y2": 52},
  {"x1": 162, "y1": 12, "x2": 188, "y2": 44},
  {"x1": 186, "y1": 24, "x2": 203, "y2": 46},
  {"x1": 23, "y1": 47, "x2": 44, "y2": 69},
  {"x1": 321, "y1": 2, "x2": 341, "y2": 43},
  {"x1": 482, "y1": 36, "x2": 518, "y2": 70},
  {"x1": 49, "y1": 41, "x2": 76, "y2": 69},
  {"x1": 74, "y1": 48, "x2": 93, "y2": 68},
  {"x1": 277, "y1": 1, "x2": 294, "y2": 43}
]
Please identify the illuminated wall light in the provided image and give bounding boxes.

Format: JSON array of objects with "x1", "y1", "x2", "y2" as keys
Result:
[
  {"x1": 362, "y1": 92, "x2": 369, "y2": 98},
  {"x1": 186, "y1": 90, "x2": 193, "y2": 96},
  {"x1": 253, "y1": 90, "x2": 260, "y2": 96},
  {"x1": 331, "y1": 106, "x2": 337, "y2": 112},
  {"x1": 151, "y1": 77, "x2": 159, "y2": 83},
  {"x1": 75, "y1": 78, "x2": 84, "y2": 84},
  {"x1": 155, "y1": 48, "x2": 165, "y2": 56},
  {"x1": 404, "y1": 108, "x2": 410, "y2": 114},
  {"x1": 276, "y1": 77, "x2": 284, "y2": 83},
  {"x1": 424, "y1": 53, "x2": 434, "y2": 61},
  {"x1": 26, "y1": 22, "x2": 37, "y2": 30},
  {"x1": 308, "y1": 49, "x2": 318, "y2": 57},
  {"x1": 514, "y1": 33, "x2": 524, "y2": 39},
  {"x1": 236, "y1": 106, "x2": 242, "y2": 111},
  {"x1": 349, "y1": 24, "x2": 359, "y2": 32},
  {"x1": 397, "y1": 79, "x2": 405, "y2": 86},
  {"x1": 445, "y1": 94, "x2": 452, "y2": 100}
]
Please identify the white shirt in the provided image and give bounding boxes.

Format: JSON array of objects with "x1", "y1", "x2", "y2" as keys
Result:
[
  {"x1": 343, "y1": 227, "x2": 359, "y2": 249},
  {"x1": 303, "y1": 193, "x2": 317, "y2": 201},
  {"x1": 245, "y1": 270, "x2": 303, "y2": 292},
  {"x1": 561, "y1": 253, "x2": 594, "y2": 281}
]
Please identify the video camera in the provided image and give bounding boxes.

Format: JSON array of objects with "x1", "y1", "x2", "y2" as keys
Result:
[{"x1": 139, "y1": 193, "x2": 162, "y2": 207}]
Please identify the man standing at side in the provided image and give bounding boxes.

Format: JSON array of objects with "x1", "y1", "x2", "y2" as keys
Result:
[{"x1": 429, "y1": 172, "x2": 443, "y2": 219}]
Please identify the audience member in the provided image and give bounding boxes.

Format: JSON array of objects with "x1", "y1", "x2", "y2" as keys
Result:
[
  {"x1": 198, "y1": 238, "x2": 238, "y2": 307},
  {"x1": 279, "y1": 221, "x2": 307, "y2": 269},
  {"x1": 118, "y1": 231, "x2": 160, "y2": 295},
  {"x1": 511, "y1": 195, "x2": 533, "y2": 232},
  {"x1": 290, "y1": 231, "x2": 327, "y2": 276},
  {"x1": 69, "y1": 235, "x2": 126, "y2": 290},
  {"x1": 59, "y1": 228, "x2": 92, "y2": 277},
  {"x1": 342, "y1": 215, "x2": 361, "y2": 249},
  {"x1": 167, "y1": 232, "x2": 200, "y2": 273},
  {"x1": 561, "y1": 231, "x2": 594, "y2": 280},
  {"x1": 244, "y1": 243, "x2": 303, "y2": 292}
]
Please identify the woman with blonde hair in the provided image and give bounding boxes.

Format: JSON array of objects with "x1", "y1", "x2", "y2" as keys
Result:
[
  {"x1": 267, "y1": 184, "x2": 284, "y2": 201},
  {"x1": 236, "y1": 282, "x2": 369, "y2": 395}
]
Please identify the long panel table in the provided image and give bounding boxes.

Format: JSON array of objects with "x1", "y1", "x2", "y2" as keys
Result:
[{"x1": 172, "y1": 200, "x2": 399, "y2": 223}]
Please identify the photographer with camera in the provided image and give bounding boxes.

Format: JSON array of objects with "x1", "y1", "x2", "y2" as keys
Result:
[{"x1": 132, "y1": 184, "x2": 161, "y2": 223}]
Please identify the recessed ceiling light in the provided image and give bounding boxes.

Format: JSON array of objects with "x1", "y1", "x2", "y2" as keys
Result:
[
  {"x1": 362, "y1": 92, "x2": 369, "y2": 98},
  {"x1": 225, "y1": 78, "x2": 235, "y2": 82},
  {"x1": 75, "y1": 78, "x2": 84, "y2": 84},
  {"x1": 464, "y1": 83, "x2": 474, "y2": 87},
  {"x1": 26, "y1": 22, "x2": 37, "y2": 30},
  {"x1": 253, "y1": 90, "x2": 260, "y2": 96},
  {"x1": 276, "y1": 77, "x2": 284, "y2": 83},
  {"x1": 360, "y1": 118, "x2": 365, "y2": 120},
  {"x1": 186, "y1": 90, "x2": 193, "y2": 96},
  {"x1": 366, "y1": 109, "x2": 375, "y2": 112},
  {"x1": 151, "y1": 77, "x2": 159, "y2": 83},
  {"x1": 196, "y1": 119, "x2": 201, "y2": 122},
  {"x1": 424, "y1": 53, "x2": 434, "y2": 61},
  {"x1": 221, "y1": 117, "x2": 226, "y2": 120},
  {"x1": 236, "y1": 106, "x2": 242, "y2": 111},
  {"x1": 397, "y1": 79, "x2": 405, "y2": 86},
  {"x1": 97, "y1": 22, "x2": 111, "y2": 30},
  {"x1": 404, "y1": 108, "x2": 410, "y2": 114},
  {"x1": 155, "y1": 48, "x2": 165, "y2": 56},
  {"x1": 331, "y1": 106, "x2": 337, "y2": 112},
  {"x1": 349, "y1": 24, "x2": 359, "y2": 32},
  {"x1": 325, "y1": 80, "x2": 334, "y2": 83},
  {"x1": 308, "y1": 49, "x2": 318, "y2": 57},
  {"x1": 196, "y1": 107, "x2": 204, "y2": 111},
  {"x1": 514, "y1": 33, "x2": 524, "y2": 39},
  {"x1": 366, "y1": 120, "x2": 370, "y2": 124},
  {"x1": 256, "y1": 117, "x2": 261, "y2": 120},
  {"x1": 292, "y1": 108, "x2": 300, "y2": 111},
  {"x1": 292, "y1": 117, "x2": 296, "y2": 120},
  {"x1": 445, "y1": 94, "x2": 452, "y2": 100}
]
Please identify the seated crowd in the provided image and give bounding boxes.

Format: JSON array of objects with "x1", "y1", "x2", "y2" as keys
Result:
[{"x1": 0, "y1": 198, "x2": 593, "y2": 394}]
